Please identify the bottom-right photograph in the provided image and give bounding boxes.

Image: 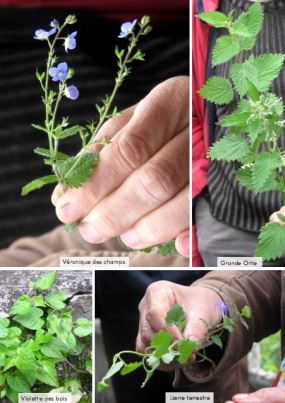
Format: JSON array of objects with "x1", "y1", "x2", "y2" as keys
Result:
[{"x1": 95, "y1": 270, "x2": 284, "y2": 403}]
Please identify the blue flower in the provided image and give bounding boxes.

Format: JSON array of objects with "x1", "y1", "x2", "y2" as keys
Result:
[
  {"x1": 215, "y1": 301, "x2": 230, "y2": 317},
  {"x1": 34, "y1": 27, "x2": 56, "y2": 40},
  {"x1": 64, "y1": 31, "x2": 77, "y2": 52},
  {"x1": 50, "y1": 19, "x2": 59, "y2": 29},
  {"x1": 49, "y1": 62, "x2": 68, "y2": 82},
  {"x1": 65, "y1": 85, "x2": 79, "y2": 100},
  {"x1": 118, "y1": 19, "x2": 137, "y2": 38}
]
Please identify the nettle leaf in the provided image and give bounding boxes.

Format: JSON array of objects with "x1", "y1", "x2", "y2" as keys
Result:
[
  {"x1": 165, "y1": 303, "x2": 185, "y2": 328},
  {"x1": 255, "y1": 222, "x2": 285, "y2": 261},
  {"x1": 198, "y1": 76, "x2": 234, "y2": 105},
  {"x1": 230, "y1": 62, "x2": 258, "y2": 97},
  {"x1": 150, "y1": 330, "x2": 173, "y2": 358},
  {"x1": 235, "y1": 166, "x2": 256, "y2": 191},
  {"x1": 31, "y1": 271, "x2": 56, "y2": 291},
  {"x1": 231, "y1": 2, "x2": 263, "y2": 38},
  {"x1": 21, "y1": 175, "x2": 58, "y2": 195},
  {"x1": 251, "y1": 151, "x2": 282, "y2": 192},
  {"x1": 212, "y1": 35, "x2": 241, "y2": 67},
  {"x1": 57, "y1": 152, "x2": 99, "y2": 188},
  {"x1": 9, "y1": 295, "x2": 32, "y2": 315},
  {"x1": 252, "y1": 54, "x2": 285, "y2": 92},
  {"x1": 209, "y1": 133, "x2": 250, "y2": 162},
  {"x1": 177, "y1": 339, "x2": 197, "y2": 364},
  {"x1": 197, "y1": 11, "x2": 228, "y2": 28},
  {"x1": 218, "y1": 100, "x2": 251, "y2": 127}
]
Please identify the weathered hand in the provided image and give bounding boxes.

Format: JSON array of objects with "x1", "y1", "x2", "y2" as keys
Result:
[{"x1": 52, "y1": 76, "x2": 189, "y2": 255}]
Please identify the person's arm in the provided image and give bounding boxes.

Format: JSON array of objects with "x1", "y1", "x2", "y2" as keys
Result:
[{"x1": 52, "y1": 76, "x2": 189, "y2": 257}]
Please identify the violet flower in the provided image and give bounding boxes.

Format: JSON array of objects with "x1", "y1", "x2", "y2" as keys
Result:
[
  {"x1": 65, "y1": 31, "x2": 77, "y2": 52},
  {"x1": 118, "y1": 19, "x2": 137, "y2": 38},
  {"x1": 49, "y1": 62, "x2": 68, "y2": 82},
  {"x1": 215, "y1": 301, "x2": 230, "y2": 317},
  {"x1": 65, "y1": 85, "x2": 79, "y2": 100},
  {"x1": 34, "y1": 27, "x2": 56, "y2": 40}
]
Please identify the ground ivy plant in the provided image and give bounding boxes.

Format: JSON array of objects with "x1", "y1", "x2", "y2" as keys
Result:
[
  {"x1": 0, "y1": 271, "x2": 92, "y2": 403},
  {"x1": 197, "y1": 2, "x2": 285, "y2": 262},
  {"x1": 97, "y1": 301, "x2": 251, "y2": 392},
  {"x1": 21, "y1": 15, "x2": 177, "y2": 257}
]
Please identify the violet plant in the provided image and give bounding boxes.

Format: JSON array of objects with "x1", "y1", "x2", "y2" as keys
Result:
[
  {"x1": 97, "y1": 301, "x2": 251, "y2": 392},
  {"x1": 21, "y1": 15, "x2": 177, "y2": 256}
]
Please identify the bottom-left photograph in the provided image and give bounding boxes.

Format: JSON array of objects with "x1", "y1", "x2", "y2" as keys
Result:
[{"x1": 0, "y1": 269, "x2": 93, "y2": 403}]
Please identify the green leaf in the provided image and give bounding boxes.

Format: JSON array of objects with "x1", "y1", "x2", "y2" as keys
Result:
[
  {"x1": 230, "y1": 62, "x2": 258, "y2": 97},
  {"x1": 14, "y1": 348, "x2": 39, "y2": 371},
  {"x1": 212, "y1": 35, "x2": 241, "y2": 66},
  {"x1": 211, "y1": 335, "x2": 223, "y2": 349},
  {"x1": 197, "y1": 11, "x2": 228, "y2": 28},
  {"x1": 21, "y1": 175, "x2": 58, "y2": 195},
  {"x1": 31, "y1": 123, "x2": 48, "y2": 133},
  {"x1": 231, "y1": 2, "x2": 263, "y2": 38},
  {"x1": 40, "y1": 336, "x2": 69, "y2": 359},
  {"x1": 165, "y1": 303, "x2": 185, "y2": 328},
  {"x1": 58, "y1": 125, "x2": 83, "y2": 139},
  {"x1": 57, "y1": 153, "x2": 99, "y2": 188},
  {"x1": 255, "y1": 222, "x2": 285, "y2": 261},
  {"x1": 9, "y1": 295, "x2": 32, "y2": 315},
  {"x1": 150, "y1": 330, "x2": 173, "y2": 358},
  {"x1": 218, "y1": 100, "x2": 251, "y2": 127},
  {"x1": 7, "y1": 371, "x2": 31, "y2": 393},
  {"x1": 252, "y1": 54, "x2": 285, "y2": 92},
  {"x1": 277, "y1": 213, "x2": 285, "y2": 223},
  {"x1": 32, "y1": 271, "x2": 56, "y2": 291},
  {"x1": 35, "y1": 329, "x2": 52, "y2": 345},
  {"x1": 157, "y1": 240, "x2": 177, "y2": 256},
  {"x1": 120, "y1": 361, "x2": 143, "y2": 375},
  {"x1": 223, "y1": 316, "x2": 234, "y2": 332},
  {"x1": 33, "y1": 296, "x2": 46, "y2": 307},
  {"x1": 34, "y1": 359, "x2": 59, "y2": 387},
  {"x1": 198, "y1": 76, "x2": 234, "y2": 105},
  {"x1": 235, "y1": 166, "x2": 256, "y2": 191},
  {"x1": 44, "y1": 290, "x2": 67, "y2": 309},
  {"x1": 97, "y1": 380, "x2": 109, "y2": 392},
  {"x1": 251, "y1": 152, "x2": 281, "y2": 192},
  {"x1": 74, "y1": 318, "x2": 92, "y2": 337},
  {"x1": 103, "y1": 361, "x2": 124, "y2": 380},
  {"x1": 177, "y1": 339, "x2": 197, "y2": 364},
  {"x1": 242, "y1": 305, "x2": 251, "y2": 318},
  {"x1": 209, "y1": 133, "x2": 250, "y2": 162},
  {"x1": 199, "y1": 318, "x2": 213, "y2": 330},
  {"x1": 13, "y1": 308, "x2": 44, "y2": 330}
]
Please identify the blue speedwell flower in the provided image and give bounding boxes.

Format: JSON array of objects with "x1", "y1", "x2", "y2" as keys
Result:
[
  {"x1": 65, "y1": 31, "x2": 77, "y2": 52},
  {"x1": 118, "y1": 19, "x2": 137, "y2": 38},
  {"x1": 49, "y1": 62, "x2": 68, "y2": 82},
  {"x1": 215, "y1": 301, "x2": 230, "y2": 317},
  {"x1": 50, "y1": 19, "x2": 59, "y2": 29},
  {"x1": 65, "y1": 85, "x2": 79, "y2": 100},
  {"x1": 34, "y1": 27, "x2": 56, "y2": 40}
]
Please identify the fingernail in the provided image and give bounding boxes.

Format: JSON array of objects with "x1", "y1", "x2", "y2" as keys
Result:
[
  {"x1": 79, "y1": 222, "x2": 102, "y2": 243},
  {"x1": 120, "y1": 229, "x2": 140, "y2": 248},
  {"x1": 57, "y1": 203, "x2": 83, "y2": 223},
  {"x1": 232, "y1": 394, "x2": 249, "y2": 401}
]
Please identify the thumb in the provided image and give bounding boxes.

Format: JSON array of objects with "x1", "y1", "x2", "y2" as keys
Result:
[
  {"x1": 182, "y1": 287, "x2": 224, "y2": 342},
  {"x1": 227, "y1": 387, "x2": 285, "y2": 403}
]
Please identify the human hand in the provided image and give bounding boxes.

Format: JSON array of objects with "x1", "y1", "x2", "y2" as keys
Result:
[
  {"x1": 225, "y1": 387, "x2": 285, "y2": 403},
  {"x1": 51, "y1": 76, "x2": 189, "y2": 256},
  {"x1": 269, "y1": 206, "x2": 285, "y2": 225},
  {"x1": 136, "y1": 280, "x2": 223, "y2": 371}
]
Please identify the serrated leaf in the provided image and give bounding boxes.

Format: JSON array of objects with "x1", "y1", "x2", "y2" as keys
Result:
[
  {"x1": 211, "y1": 335, "x2": 223, "y2": 349},
  {"x1": 223, "y1": 316, "x2": 234, "y2": 332},
  {"x1": 57, "y1": 153, "x2": 99, "y2": 188},
  {"x1": 177, "y1": 339, "x2": 197, "y2": 364},
  {"x1": 199, "y1": 318, "x2": 213, "y2": 329},
  {"x1": 165, "y1": 303, "x2": 185, "y2": 328},
  {"x1": 252, "y1": 54, "x2": 285, "y2": 92},
  {"x1": 157, "y1": 240, "x2": 177, "y2": 256},
  {"x1": 212, "y1": 35, "x2": 241, "y2": 67},
  {"x1": 198, "y1": 76, "x2": 234, "y2": 105},
  {"x1": 242, "y1": 305, "x2": 251, "y2": 318},
  {"x1": 197, "y1": 11, "x2": 228, "y2": 28},
  {"x1": 235, "y1": 166, "x2": 256, "y2": 191},
  {"x1": 120, "y1": 361, "x2": 143, "y2": 375},
  {"x1": 230, "y1": 62, "x2": 258, "y2": 97},
  {"x1": 231, "y1": 2, "x2": 263, "y2": 38},
  {"x1": 150, "y1": 330, "x2": 173, "y2": 358},
  {"x1": 255, "y1": 222, "x2": 285, "y2": 261},
  {"x1": 218, "y1": 100, "x2": 251, "y2": 127},
  {"x1": 32, "y1": 271, "x2": 56, "y2": 291},
  {"x1": 251, "y1": 152, "x2": 281, "y2": 192},
  {"x1": 209, "y1": 133, "x2": 250, "y2": 162},
  {"x1": 21, "y1": 175, "x2": 58, "y2": 195}
]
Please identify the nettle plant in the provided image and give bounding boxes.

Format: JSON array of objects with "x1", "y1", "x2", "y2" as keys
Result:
[
  {"x1": 97, "y1": 301, "x2": 251, "y2": 392},
  {"x1": 21, "y1": 15, "x2": 177, "y2": 257},
  {"x1": 197, "y1": 2, "x2": 285, "y2": 261},
  {"x1": 0, "y1": 271, "x2": 92, "y2": 403}
]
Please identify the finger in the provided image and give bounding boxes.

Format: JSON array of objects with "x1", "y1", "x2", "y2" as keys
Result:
[
  {"x1": 270, "y1": 205, "x2": 285, "y2": 225},
  {"x1": 119, "y1": 185, "x2": 189, "y2": 250},
  {"x1": 175, "y1": 229, "x2": 190, "y2": 257},
  {"x1": 52, "y1": 76, "x2": 189, "y2": 225},
  {"x1": 229, "y1": 387, "x2": 285, "y2": 403},
  {"x1": 78, "y1": 130, "x2": 189, "y2": 243}
]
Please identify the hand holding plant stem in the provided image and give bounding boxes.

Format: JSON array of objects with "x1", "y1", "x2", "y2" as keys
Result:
[{"x1": 97, "y1": 301, "x2": 251, "y2": 392}]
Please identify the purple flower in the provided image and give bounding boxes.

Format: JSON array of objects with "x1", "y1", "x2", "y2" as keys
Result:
[
  {"x1": 64, "y1": 31, "x2": 77, "y2": 52},
  {"x1": 65, "y1": 85, "x2": 79, "y2": 100},
  {"x1": 34, "y1": 27, "x2": 56, "y2": 40},
  {"x1": 118, "y1": 19, "x2": 137, "y2": 38},
  {"x1": 215, "y1": 301, "x2": 230, "y2": 317},
  {"x1": 51, "y1": 19, "x2": 59, "y2": 29},
  {"x1": 49, "y1": 62, "x2": 68, "y2": 82}
]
